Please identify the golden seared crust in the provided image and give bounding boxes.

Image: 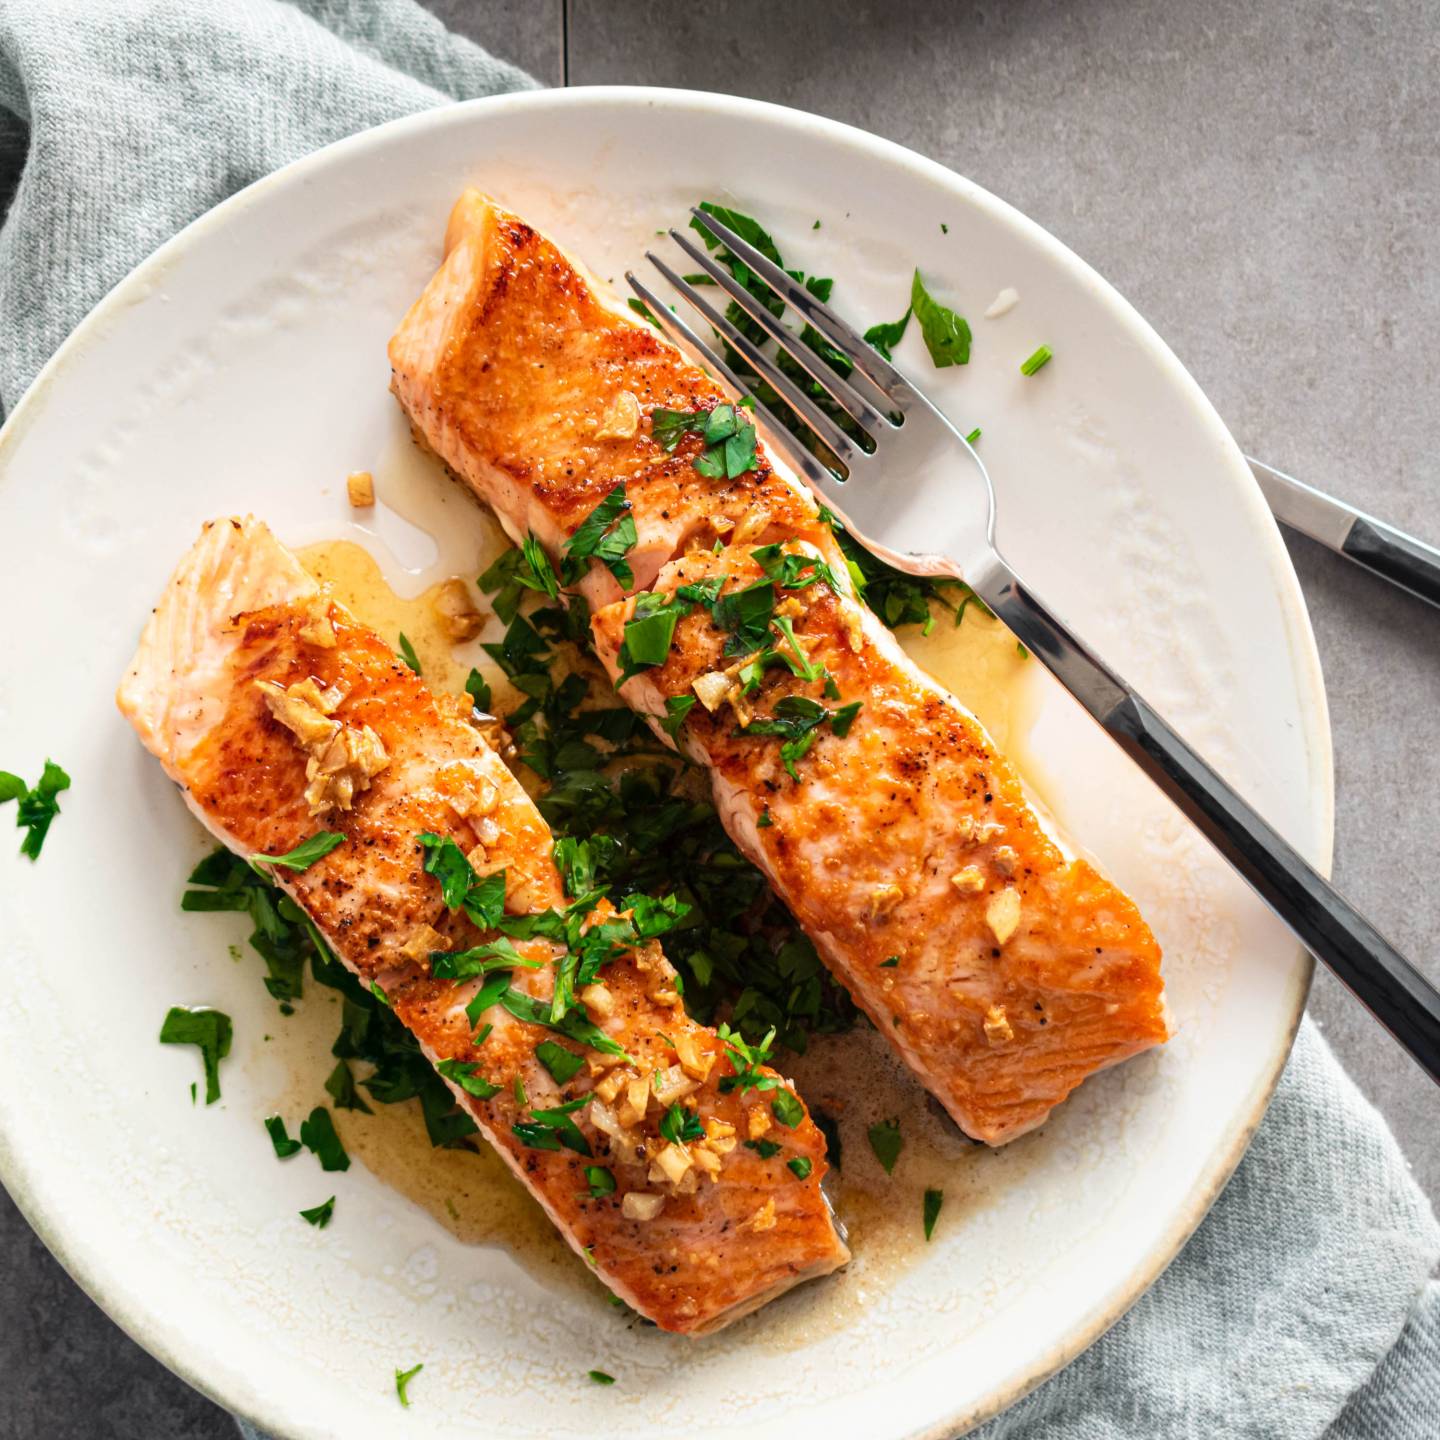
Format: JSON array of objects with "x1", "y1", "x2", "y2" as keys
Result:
[
  {"x1": 119, "y1": 518, "x2": 847, "y2": 1334},
  {"x1": 592, "y1": 549, "x2": 1169, "y2": 1147},
  {"x1": 389, "y1": 193, "x2": 828, "y2": 601}
]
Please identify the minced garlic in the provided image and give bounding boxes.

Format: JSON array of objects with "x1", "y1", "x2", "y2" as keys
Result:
[
  {"x1": 346, "y1": 470, "x2": 375, "y2": 507},
  {"x1": 985, "y1": 887, "x2": 1022, "y2": 945}
]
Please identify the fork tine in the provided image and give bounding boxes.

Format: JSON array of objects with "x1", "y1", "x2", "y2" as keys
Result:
[
  {"x1": 689, "y1": 207, "x2": 918, "y2": 407},
  {"x1": 666, "y1": 228, "x2": 890, "y2": 437},
  {"x1": 645, "y1": 250, "x2": 863, "y2": 466},
  {"x1": 622, "y1": 272, "x2": 845, "y2": 498}
]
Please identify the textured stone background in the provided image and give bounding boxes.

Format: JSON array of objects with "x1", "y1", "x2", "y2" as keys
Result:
[{"x1": 4, "y1": 1, "x2": 1437, "y2": 1433}]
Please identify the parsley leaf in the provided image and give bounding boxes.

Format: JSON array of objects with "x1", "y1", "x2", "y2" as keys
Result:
[
  {"x1": 395, "y1": 1363, "x2": 424, "y2": 1407},
  {"x1": 659, "y1": 1103, "x2": 705, "y2": 1146},
  {"x1": 397, "y1": 633, "x2": 422, "y2": 674},
  {"x1": 564, "y1": 483, "x2": 638, "y2": 588},
  {"x1": 660, "y1": 695, "x2": 696, "y2": 737},
  {"x1": 745, "y1": 1138, "x2": 782, "y2": 1159},
  {"x1": 325, "y1": 1058, "x2": 373, "y2": 1113},
  {"x1": 299, "y1": 1105, "x2": 350, "y2": 1172},
  {"x1": 910, "y1": 269, "x2": 971, "y2": 368},
  {"x1": 299, "y1": 1196, "x2": 335, "y2": 1228},
  {"x1": 264, "y1": 1114, "x2": 302, "y2": 1158},
  {"x1": 587, "y1": 1370, "x2": 616, "y2": 1386},
  {"x1": 436, "y1": 1058, "x2": 501, "y2": 1099},
  {"x1": 923, "y1": 1187, "x2": 944, "y2": 1240},
  {"x1": 252, "y1": 831, "x2": 344, "y2": 873},
  {"x1": 615, "y1": 591, "x2": 687, "y2": 685},
  {"x1": 868, "y1": 1118, "x2": 903, "y2": 1174},
  {"x1": 514, "y1": 1096, "x2": 592, "y2": 1156},
  {"x1": 416, "y1": 833, "x2": 507, "y2": 930},
  {"x1": 864, "y1": 307, "x2": 912, "y2": 360},
  {"x1": 584, "y1": 1165, "x2": 616, "y2": 1198},
  {"x1": 1, "y1": 759, "x2": 71, "y2": 860},
  {"x1": 536, "y1": 1040, "x2": 585, "y2": 1085},
  {"x1": 465, "y1": 667, "x2": 493, "y2": 715},
  {"x1": 787, "y1": 1156, "x2": 813, "y2": 1180},
  {"x1": 159, "y1": 1006, "x2": 232, "y2": 1104},
  {"x1": 711, "y1": 578, "x2": 775, "y2": 657},
  {"x1": 771, "y1": 1089, "x2": 804, "y2": 1128},
  {"x1": 416, "y1": 832, "x2": 472, "y2": 909},
  {"x1": 717, "y1": 1023, "x2": 778, "y2": 1095}
]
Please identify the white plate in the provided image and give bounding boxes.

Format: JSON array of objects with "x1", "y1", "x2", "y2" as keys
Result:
[{"x1": 0, "y1": 89, "x2": 1329, "y2": 1439}]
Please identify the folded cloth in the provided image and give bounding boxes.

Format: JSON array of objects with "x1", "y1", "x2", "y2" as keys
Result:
[{"x1": 1, "y1": 4, "x2": 1435, "y2": 1437}]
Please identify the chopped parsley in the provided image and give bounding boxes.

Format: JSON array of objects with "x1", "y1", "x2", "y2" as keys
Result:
[
  {"x1": 879, "y1": 956, "x2": 899, "y2": 968},
  {"x1": 822, "y1": 504, "x2": 989, "y2": 635},
  {"x1": 395, "y1": 1363, "x2": 424, "y2": 1407},
  {"x1": 964, "y1": 427, "x2": 981, "y2": 445},
  {"x1": 864, "y1": 307, "x2": 912, "y2": 361},
  {"x1": 756, "y1": 808, "x2": 772, "y2": 829},
  {"x1": 299, "y1": 1196, "x2": 335, "y2": 1228},
  {"x1": 649, "y1": 404, "x2": 759, "y2": 480},
  {"x1": 717, "y1": 1024, "x2": 780, "y2": 1095},
  {"x1": 584, "y1": 1165, "x2": 616, "y2": 1198},
  {"x1": 514, "y1": 1095, "x2": 592, "y2": 1156},
  {"x1": 397, "y1": 633, "x2": 422, "y2": 674},
  {"x1": 923, "y1": 1187, "x2": 944, "y2": 1240},
  {"x1": 436, "y1": 1058, "x2": 501, "y2": 1099},
  {"x1": 867, "y1": 1118, "x2": 903, "y2": 1174},
  {"x1": 415, "y1": 833, "x2": 506, "y2": 930},
  {"x1": 660, "y1": 694, "x2": 696, "y2": 737},
  {"x1": 910, "y1": 269, "x2": 971, "y2": 368},
  {"x1": 536, "y1": 1040, "x2": 585, "y2": 1085},
  {"x1": 264, "y1": 1115, "x2": 302, "y2": 1158},
  {"x1": 251, "y1": 830, "x2": 344, "y2": 873},
  {"x1": 465, "y1": 667, "x2": 493, "y2": 715},
  {"x1": 587, "y1": 1370, "x2": 616, "y2": 1386},
  {"x1": 563, "y1": 483, "x2": 638, "y2": 588},
  {"x1": 325, "y1": 1058, "x2": 373, "y2": 1113},
  {"x1": 615, "y1": 591, "x2": 686, "y2": 685},
  {"x1": 770, "y1": 1089, "x2": 804, "y2": 1129},
  {"x1": 159, "y1": 1006, "x2": 232, "y2": 1104},
  {"x1": 1020, "y1": 344, "x2": 1052, "y2": 376},
  {"x1": 659, "y1": 1102, "x2": 705, "y2": 1146},
  {"x1": 739, "y1": 695, "x2": 863, "y2": 781},
  {"x1": 182, "y1": 849, "x2": 480, "y2": 1149},
  {"x1": 299, "y1": 1105, "x2": 350, "y2": 1172},
  {"x1": 745, "y1": 1138, "x2": 782, "y2": 1159},
  {"x1": 0, "y1": 759, "x2": 70, "y2": 860},
  {"x1": 787, "y1": 1156, "x2": 813, "y2": 1180}
]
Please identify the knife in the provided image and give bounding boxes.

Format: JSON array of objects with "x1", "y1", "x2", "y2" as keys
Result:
[{"x1": 1247, "y1": 456, "x2": 1440, "y2": 611}]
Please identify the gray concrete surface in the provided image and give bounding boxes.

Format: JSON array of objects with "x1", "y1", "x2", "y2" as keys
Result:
[{"x1": 3, "y1": 1, "x2": 1437, "y2": 1434}]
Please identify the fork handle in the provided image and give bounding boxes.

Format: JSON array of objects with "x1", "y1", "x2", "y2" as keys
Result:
[{"x1": 973, "y1": 554, "x2": 1440, "y2": 1085}]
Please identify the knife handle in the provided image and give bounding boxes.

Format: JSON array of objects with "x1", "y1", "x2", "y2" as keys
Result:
[{"x1": 1342, "y1": 515, "x2": 1440, "y2": 610}]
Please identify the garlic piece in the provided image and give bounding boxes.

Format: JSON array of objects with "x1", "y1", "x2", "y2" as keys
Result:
[
  {"x1": 950, "y1": 866, "x2": 985, "y2": 895},
  {"x1": 431, "y1": 577, "x2": 485, "y2": 643},
  {"x1": 595, "y1": 390, "x2": 641, "y2": 441},
  {"x1": 621, "y1": 1192, "x2": 665, "y2": 1222},
  {"x1": 985, "y1": 887, "x2": 1022, "y2": 946},
  {"x1": 983, "y1": 1004, "x2": 1014, "y2": 1044},
  {"x1": 346, "y1": 470, "x2": 375, "y2": 507}
]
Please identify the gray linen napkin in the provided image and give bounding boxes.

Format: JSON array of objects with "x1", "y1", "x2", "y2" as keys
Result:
[{"x1": 1, "y1": 4, "x2": 1435, "y2": 1437}]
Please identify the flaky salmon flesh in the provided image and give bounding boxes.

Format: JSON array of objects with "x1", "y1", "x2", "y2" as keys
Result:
[
  {"x1": 389, "y1": 191, "x2": 1170, "y2": 1145},
  {"x1": 116, "y1": 517, "x2": 848, "y2": 1334}
]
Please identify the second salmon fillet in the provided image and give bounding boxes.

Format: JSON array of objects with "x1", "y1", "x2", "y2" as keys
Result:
[
  {"x1": 388, "y1": 191, "x2": 1170, "y2": 1144},
  {"x1": 117, "y1": 517, "x2": 848, "y2": 1333}
]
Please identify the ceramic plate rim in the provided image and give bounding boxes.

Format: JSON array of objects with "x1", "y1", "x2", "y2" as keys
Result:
[{"x1": 0, "y1": 85, "x2": 1331, "y2": 1439}]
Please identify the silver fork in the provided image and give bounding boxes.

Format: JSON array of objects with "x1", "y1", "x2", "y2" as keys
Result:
[{"x1": 627, "y1": 207, "x2": 1440, "y2": 1086}]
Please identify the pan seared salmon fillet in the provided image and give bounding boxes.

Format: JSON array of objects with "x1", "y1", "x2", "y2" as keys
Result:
[
  {"x1": 387, "y1": 192, "x2": 1169, "y2": 1145},
  {"x1": 589, "y1": 545, "x2": 1170, "y2": 1144},
  {"x1": 116, "y1": 517, "x2": 848, "y2": 1334}
]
